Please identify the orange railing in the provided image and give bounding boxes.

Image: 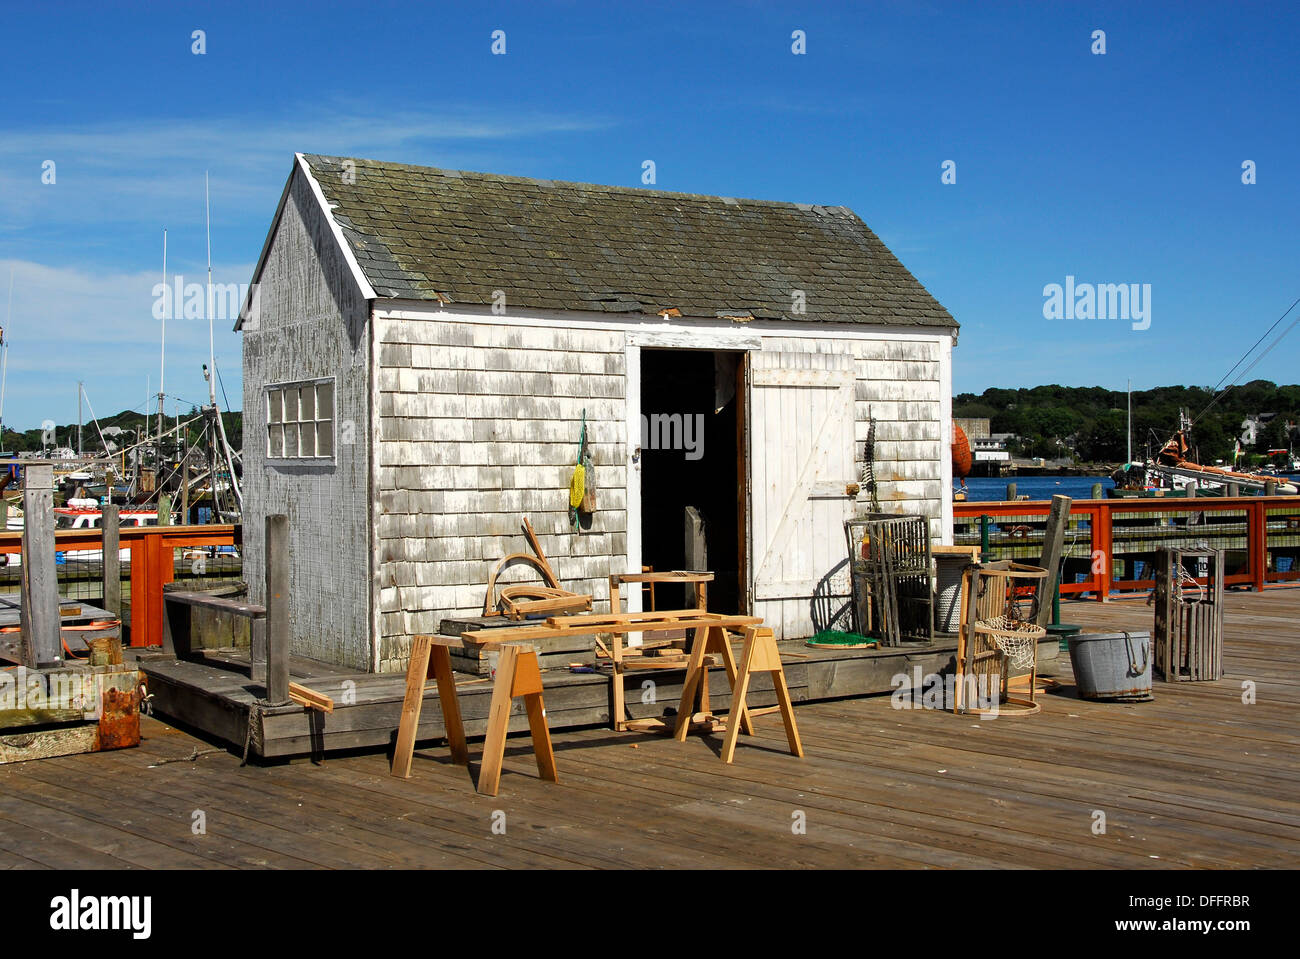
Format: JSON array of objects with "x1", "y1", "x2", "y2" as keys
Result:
[
  {"x1": 953, "y1": 496, "x2": 1300, "y2": 599},
  {"x1": 0, "y1": 525, "x2": 239, "y2": 647}
]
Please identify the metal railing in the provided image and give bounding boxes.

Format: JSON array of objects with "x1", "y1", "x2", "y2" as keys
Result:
[
  {"x1": 0, "y1": 525, "x2": 241, "y2": 647},
  {"x1": 953, "y1": 496, "x2": 1300, "y2": 598}
]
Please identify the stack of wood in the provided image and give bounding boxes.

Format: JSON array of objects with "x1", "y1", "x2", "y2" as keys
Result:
[
  {"x1": 591, "y1": 633, "x2": 719, "y2": 670},
  {"x1": 483, "y1": 519, "x2": 593, "y2": 621}
]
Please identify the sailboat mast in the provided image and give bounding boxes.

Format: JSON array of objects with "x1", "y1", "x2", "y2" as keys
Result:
[
  {"x1": 202, "y1": 175, "x2": 242, "y2": 518},
  {"x1": 206, "y1": 172, "x2": 217, "y2": 408},
  {"x1": 158, "y1": 229, "x2": 167, "y2": 451},
  {"x1": 1126, "y1": 379, "x2": 1132, "y2": 466},
  {"x1": 1, "y1": 269, "x2": 11, "y2": 451}
]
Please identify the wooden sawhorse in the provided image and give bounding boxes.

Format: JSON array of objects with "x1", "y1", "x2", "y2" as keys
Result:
[
  {"x1": 455, "y1": 611, "x2": 804, "y2": 766},
  {"x1": 390, "y1": 635, "x2": 558, "y2": 797},
  {"x1": 674, "y1": 624, "x2": 804, "y2": 764}
]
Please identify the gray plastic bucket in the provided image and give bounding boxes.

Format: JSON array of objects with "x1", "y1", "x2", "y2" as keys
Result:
[{"x1": 1068, "y1": 630, "x2": 1153, "y2": 701}]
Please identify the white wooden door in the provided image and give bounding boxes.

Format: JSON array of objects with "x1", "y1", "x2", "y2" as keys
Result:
[{"x1": 749, "y1": 350, "x2": 858, "y2": 639}]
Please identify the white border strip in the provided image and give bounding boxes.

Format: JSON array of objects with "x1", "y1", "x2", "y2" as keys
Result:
[
  {"x1": 375, "y1": 300, "x2": 955, "y2": 346},
  {"x1": 296, "y1": 153, "x2": 377, "y2": 301}
]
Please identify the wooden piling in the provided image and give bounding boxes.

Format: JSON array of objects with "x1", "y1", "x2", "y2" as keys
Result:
[
  {"x1": 180, "y1": 462, "x2": 190, "y2": 524},
  {"x1": 20, "y1": 464, "x2": 60, "y2": 668},
  {"x1": 1005, "y1": 482, "x2": 1017, "y2": 501},
  {"x1": 1034, "y1": 495, "x2": 1072, "y2": 627},
  {"x1": 102, "y1": 504, "x2": 121, "y2": 617},
  {"x1": 265, "y1": 513, "x2": 290, "y2": 705},
  {"x1": 157, "y1": 493, "x2": 172, "y2": 526}
]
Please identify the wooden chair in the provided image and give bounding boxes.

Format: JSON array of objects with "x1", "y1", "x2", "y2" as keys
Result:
[{"x1": 606, "y1": 570, "x2": 713, "y2": 730}]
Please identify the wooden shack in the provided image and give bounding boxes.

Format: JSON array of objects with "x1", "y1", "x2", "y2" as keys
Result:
[{"x1": 237, "y1": 154, "x2": 958, "y2": 672}]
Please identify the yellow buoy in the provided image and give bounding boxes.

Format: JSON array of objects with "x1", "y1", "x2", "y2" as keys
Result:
[{"x1": 569, "y1": 463, "x2": 586, "y2": 508}]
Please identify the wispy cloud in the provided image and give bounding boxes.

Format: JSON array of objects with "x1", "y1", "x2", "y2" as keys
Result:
[
  {"x1": 0, "y1": 104, "x2": 610, "y2": 234},
  {"x1": 0, "y1": 102, "x2": 607, "y2": 429},
  {"x1": 1, "y1": 259, "x2": 252, "y2": 430}
]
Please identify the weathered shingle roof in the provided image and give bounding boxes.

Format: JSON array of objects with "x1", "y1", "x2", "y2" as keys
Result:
[{"x1": 300, "y1": 153, "x2": 956, "y2": 328}]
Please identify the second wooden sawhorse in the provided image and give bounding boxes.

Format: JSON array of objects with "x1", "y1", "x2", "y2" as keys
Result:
[{"x1": 464, "y1": 610, "x2": 804, "y2": 764}]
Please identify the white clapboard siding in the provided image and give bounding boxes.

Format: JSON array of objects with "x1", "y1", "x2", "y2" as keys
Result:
[{"x1": 750, "y1": 350, "x2": 858, "y2": 640}]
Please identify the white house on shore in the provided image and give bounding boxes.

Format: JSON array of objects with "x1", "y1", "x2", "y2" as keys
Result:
[{"x1": 237, "y1": 153, "x2": 958, "y2": 672}]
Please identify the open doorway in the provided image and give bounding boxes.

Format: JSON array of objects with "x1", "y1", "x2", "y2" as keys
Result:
[{"x1": 639, "y1": 349, "x2": 746, "y2": 613}]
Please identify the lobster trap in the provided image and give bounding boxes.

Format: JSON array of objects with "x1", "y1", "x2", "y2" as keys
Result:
[
  {"x1": 954, "y1": 560, "x2": 1048, "y2": 717},
  {"x1": 1153, "y1": 547, "x2": 1223, "y2": 682},
  {"x1": 844, "y1": 514, "x2": 933, "y2": 646}
]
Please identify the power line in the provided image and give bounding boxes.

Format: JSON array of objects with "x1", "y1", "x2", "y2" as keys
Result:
[
  {"x1": 1190, "y1": 294, "x2": 1300, "y2": 429},
  {"x1": 1205, "y1": 294, "x2": 1300, "y2": 399}
]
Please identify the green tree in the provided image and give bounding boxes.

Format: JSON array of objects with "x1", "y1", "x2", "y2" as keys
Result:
[{"x1": 1078, "y1": 411, "x2": 1127, "y2": 462}]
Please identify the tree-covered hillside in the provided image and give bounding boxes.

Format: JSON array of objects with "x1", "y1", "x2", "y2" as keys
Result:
[
  {"x1": 955, "y1": 381, "x2": 1299, "y2": 465},
  {"x1": 2, "y1": 407, "x2": 243, "y2": 456}
]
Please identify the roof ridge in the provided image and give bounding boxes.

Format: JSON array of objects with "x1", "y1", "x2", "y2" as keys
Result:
[{"x1": 302, "y1": 153, "x2": 856, "y2": 216}]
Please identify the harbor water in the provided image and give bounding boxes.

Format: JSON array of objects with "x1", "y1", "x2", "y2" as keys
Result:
[{"x1": 961, "y1": 474, "x2": 1115, "y2": 502}]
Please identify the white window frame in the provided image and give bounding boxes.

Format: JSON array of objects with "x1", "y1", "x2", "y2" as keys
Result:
[{"x1": 265, "y1": 377, "x2": 336, "y2": 463}]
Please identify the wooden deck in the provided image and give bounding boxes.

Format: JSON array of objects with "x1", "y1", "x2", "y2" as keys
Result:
[{"x1": 1, "y1": 588, "x2": 1296, "y2": 869}]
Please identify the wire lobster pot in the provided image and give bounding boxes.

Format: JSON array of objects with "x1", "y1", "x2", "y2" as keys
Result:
[
  {"x1": 845, "y1": 514, "x2": 933, "y2": 646},
  {"x1": 954, "y1": 561, "x2": 1048, "y2": 717}
]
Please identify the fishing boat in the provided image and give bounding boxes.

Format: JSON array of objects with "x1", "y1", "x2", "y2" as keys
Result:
[{"x1": 1110, "y1": 427, "x2": 1298, "y2": 498}]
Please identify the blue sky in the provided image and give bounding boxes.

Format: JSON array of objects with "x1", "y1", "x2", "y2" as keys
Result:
[{"x1": 1, "y1": 0, "x2": 1297, "y2": 432}]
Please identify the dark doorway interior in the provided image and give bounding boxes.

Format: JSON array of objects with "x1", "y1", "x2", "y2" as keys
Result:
[{"x1": 639, "y1": 349, "x2": 744, "y2": 613}]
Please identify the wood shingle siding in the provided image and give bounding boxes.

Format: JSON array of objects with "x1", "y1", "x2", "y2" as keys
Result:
[
  {"x1": 372, "y1": 316, "x2": 628, "y2": 670},
  {"x1": 241, "y1": 165, "x2": 373, "y2": 670}
]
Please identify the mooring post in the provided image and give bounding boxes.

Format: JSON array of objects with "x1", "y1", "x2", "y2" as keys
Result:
[
  {"x1": 1090, "y1": 482, "x2": 1103, "y2": 499},
  {"x1": 157, "y1": 492, "x2": 172, "y2": 526},
  {"x1": 265, "y1": 513, "x2": 290, "y2": 705},
  {"x1": 1035, "y1": 495, "x2": 1072, "y2": 627},
  {"x1": 180, "y1": 461, "x2": 191, "y2": 525},
  {"x1": 102, "y1": 504, "x2": 121, "y2": 617},
  {"x1": 1005, "y1": 482, "x2": 1017, "y2": 501},
  {"x1": 20, "y1": 463, "x2": 60, "y2": 668}
]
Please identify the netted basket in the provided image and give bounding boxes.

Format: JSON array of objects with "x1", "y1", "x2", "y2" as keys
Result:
[{"x1": 975, "y1": 616, "x2": 1046, "y2": 670}]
